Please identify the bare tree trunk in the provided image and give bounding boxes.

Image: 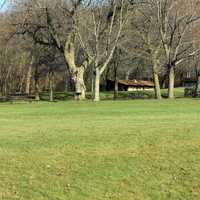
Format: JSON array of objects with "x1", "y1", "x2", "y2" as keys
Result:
[
  {"x1": 114, "y1": 80, "x2": 118, "y2": 100},
  {"x1": 91, "y1": 71, "x2": 94, "y2": 94},
  {"x1": 90, "y1": 68, "x2": 95, "y2": 100},
  {"x1": 125, "y1": 70, "x2": 131, "y2": 80},
  {"x1": 168, "y1": 65, "x2": 175, "y2": 99},
  {"x1": 73, "y1": 66, "x2": 86, "y2": 100},
  {"x1": 19, "y1": 74, "x2": 25, "y2": 94},
  {"x1": 35, "y1": 81, "x2": 40, "y2": 101},
  {"x1": 91, "y1": 0, "x2": 125, "y2": 102},
  {"x1": 152, "y1": 61, "x2": 162, "y2": 100},
  {"x1": 0, "y1": 83, "x2": 2, "y2": 96},
  {"x1": 4, "y1": 65, "x2": 12, "y2": 96},
  {"x1": 113, "y1": 67, "x2": 118, "y2": 100},
  {"x1": 25, "y1": 58, "x2": 33, "y2": 95},
  {"x1": 18, "y1": 54, "x2": 26, "y2": 94},
  {"x1": 49, "y1": 71, "x2": 54, "y2": 102},
  {"x1": 34, "y1": 65, "x2": 40, "y2": 101},
  {"x1": 45, "y1": 74, "x2": 49, "y2": 91},
  {"x1": 3, "y1": 83, "x2": 7, "y2": 96},
  {"x1": 64, "y1": 33, "x2": 86, "y2": 100},
  {"x1": 64, "y1": 70, "x2": 74, "y2": 93},
  {"x1": 161, "y1": 73, "x2": 168, "y2": 89},
  {"x1": 94, "y1": 68, "x2": 100, "y2": 102}
]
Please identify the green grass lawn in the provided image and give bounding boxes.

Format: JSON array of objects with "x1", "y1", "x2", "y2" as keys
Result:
[{"x1": 0, "y1": 99, "x2": 200, "y2": 200}]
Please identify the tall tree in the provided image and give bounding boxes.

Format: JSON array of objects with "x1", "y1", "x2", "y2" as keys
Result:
[
  {"x1": 76, "y1": 0, "x2": 128, "y2": 101},
  {"x1": 126, "y1": 3, "x2": 163, "y2": 99},
  {"x1": 15, "y1": 0, "x2": 92, "y2": 100},
  {"x1": 155, "y1": 0, "x2": 200, "y2": 98}
]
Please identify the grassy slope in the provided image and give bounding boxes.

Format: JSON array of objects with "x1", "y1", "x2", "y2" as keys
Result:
[{"x1": 0, "y1": 99, "x2": 200, "y2": 200}]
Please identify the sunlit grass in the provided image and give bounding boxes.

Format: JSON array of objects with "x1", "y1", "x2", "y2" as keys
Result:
[{"x1": 0, "y1": 99, "x2": 200, "y2": 199}]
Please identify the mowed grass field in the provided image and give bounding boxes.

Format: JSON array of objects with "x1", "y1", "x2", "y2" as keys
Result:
[{"x1": 0, "y1": 99, "x2": 200, "y2": 200}]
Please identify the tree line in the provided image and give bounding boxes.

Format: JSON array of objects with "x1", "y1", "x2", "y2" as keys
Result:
[{"x1": 0, "y1": 0, "x2": 200, "y2": 101}]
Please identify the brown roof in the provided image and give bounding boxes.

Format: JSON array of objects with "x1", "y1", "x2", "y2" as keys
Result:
[{"x1": 117, "y1": 79, "x2": 154, "y2": 87}]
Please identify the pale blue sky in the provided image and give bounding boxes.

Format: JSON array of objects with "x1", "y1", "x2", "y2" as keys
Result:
[{"x1": 0, "y1": 0, "x2": 8, "y2": 11}]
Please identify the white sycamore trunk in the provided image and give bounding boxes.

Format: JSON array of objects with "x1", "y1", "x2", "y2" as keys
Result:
[
  {"x1": 73, "y1": 66, "x2": 86, "y2": 100},
  {"x1": 168, "y1": 66, "x2": 175, "y2": 99},
  {"x1": 94, "y1": 68, "x2": 100, "y2": 102}
]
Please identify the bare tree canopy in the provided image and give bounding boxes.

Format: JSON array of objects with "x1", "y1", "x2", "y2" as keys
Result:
[{"x1": 0, "y1": 0, "x2": 200, "y2": 100}]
